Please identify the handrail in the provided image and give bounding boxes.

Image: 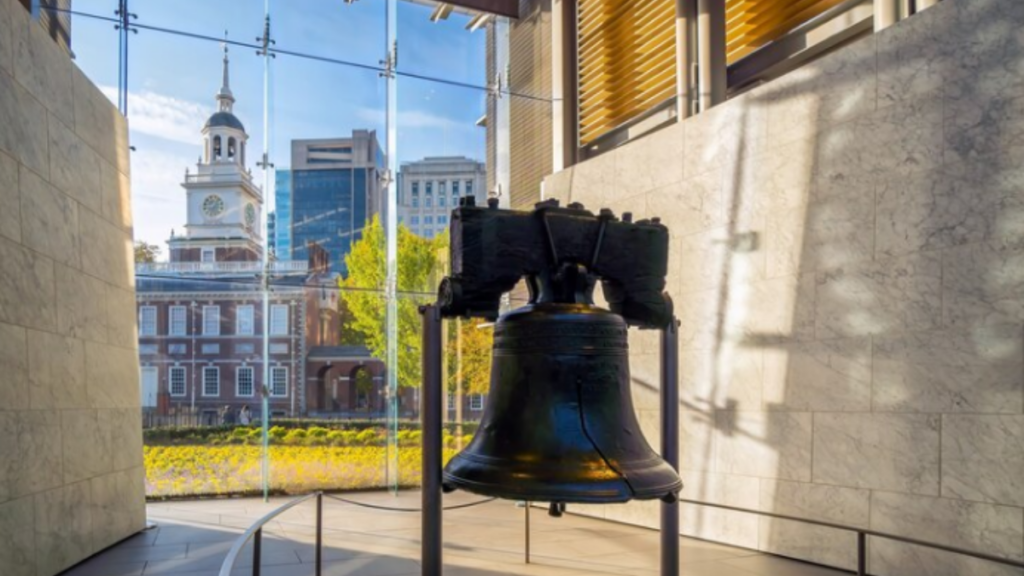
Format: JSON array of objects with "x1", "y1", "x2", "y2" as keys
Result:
[
  {"x1": 678, "y1": 498, "x2": 1024, "y2": 572},
  {"x1": 218, "y1": 492, "x2": 322, "y2": 576}
]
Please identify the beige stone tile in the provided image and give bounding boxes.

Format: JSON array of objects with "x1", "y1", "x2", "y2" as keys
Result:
[
  {"x1": 48, "y1": 112, "x2": 102, "y2": 213},
  {"x1": 873, "y1": 324, "x2": 1023, "y2": 413},
  {"x1": 56, "y1": 263, "x2": 109, "y2": 344},
  {"x1": 763, "y1": 337, "x2": 871, "y2": 413},
  {"x1": 12, "y1": 410, "x2": 63, "y2": 498},
  {"x1": 0, "y1": 411, "x2": 14, "y2": 503},
  {"x1": 758, "y1": 479, "x2": 869, "y2": 570},
  {"x1": 683, "y1": 90, "x2": 766, "y2": 181},
  {"x1": 121, "y1": 466, "x2": 147, "y2": 534},
  {"x1": 675, "y1": 289, "x2": 723, "y2": 351},
  {"x1": 680, "y1": 346, "x2": 763, "y2": 413},
  {"x1": 90, "y1": 472, "x2": 123, "y2": 551},
  {"x1": 35, "y1": 482, "x2": 94, "y2": 576},
  {"x1": 11, "y1": 2, "x2": 73, "y2": 127},
  {"x1": 0, "y1": 0, "x2": 12, "y2": 76},
  {"x1": 875, "y1": 0, "x2": 953, "y2": 107},
  {"x1": 614, "y1": 123, "x2": 684, "y2": 199},
  {"x1": 62, "y1": 409, "x2": 108, "y2": 484},
  {"x1": 0, "y1": 235, "x2": 55, "y2": 331},
  {"x1": 869, "y1": 491, "x2": 1023, "y2": 575},
  {"x1": 715, "y1": 411, "x2": 812, "y2": 482},
  {"x1": 19, "y1": 164, "x2": 80, "y2": 268},
  {"x1": 0, "y1": 496, "x2": 34, "y2": 576},
  {"x1": 0, "y1": 69, "x2": 48, "y2": 181},
  {"x1": 720, "y1": 554, "x2": 850, "y2": 576},
  {"x1": 942, "y1": 240, "x2": 1024, "y2": 328},
  {"x1": 679, "y1": 408, "x2": 717, "y2": 473},
  {"x1": 812, "y1": 413, "x2": 940, "y2": 495},
  {"x1": 0, "y1": 321, "x2": 28, "y2": 411},
  {"x1": 815, "y1": 251, "x2": 942, "y2": 339},
  {"x1": 647, "y1": 176, "x2": 725, "y2": 243},
  {"x1": 726, "y1": 273, "x2": 815, "y2": 344},
  {"x1": 99, "y1": 158, "x2": 132, "y2": 232},
  {"x1": 85, "y1": 339, "x2": 139, "y2": 409},
  {"x1": 100, "y1": 409, "x2": 143, "y2": 472},
  {"x1": 107, "y1": 285, "x2": 139, "y2": 350},
  {"x1": 542, "y1": 167, "x2": 573, "y2": 204},
  {"x1": 80, "y1": 206, "x2": 133, "y2": 288},
  {"x1": 869, "y1": 538, "x2": 1023, "y2": 576},
  {"x1": 27, "y1": 328, "x2": 87, "y2": 410},
  {"x1": 72, "y1": 66, "x2": 129, "y2": 171},
  {"x1": 942, "y1": 415, "x2": 1024, "y2": 507},
  {"x1": 0, "y1": 149, "x2": 20, "y2": 242},
  {"x1": 681, "y1": 501, "x2": 760, "y2": 551}
]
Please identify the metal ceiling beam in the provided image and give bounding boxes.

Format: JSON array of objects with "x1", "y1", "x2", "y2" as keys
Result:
[{"x1": 441, "y1": 0, "x2": 518, "y2": 19}]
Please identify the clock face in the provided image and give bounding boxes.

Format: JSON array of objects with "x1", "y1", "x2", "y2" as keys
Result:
[
  {"x1": 244, "y1": 203, "x2": 256, "y2": 227},
  {"x1": 202, "y1": 194, "x2": 225, "y2": 218}
]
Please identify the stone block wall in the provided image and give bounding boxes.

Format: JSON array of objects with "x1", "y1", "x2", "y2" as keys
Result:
[
  {"x1": 544, "y1": 0, "x2": 1024, "y2": 574},
  {"x1": 0, "y1": 0, "x2": 145, "y2": 575}
]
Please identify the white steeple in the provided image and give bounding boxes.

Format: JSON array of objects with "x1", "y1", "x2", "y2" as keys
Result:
[{"x1": 216, "y1": 37, "x2": 235, "y2": 113}]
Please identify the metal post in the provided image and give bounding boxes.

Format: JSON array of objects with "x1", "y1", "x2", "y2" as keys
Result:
[
  {"x1": 857, "y1": 532, "x2": 867, "y2": 576},
  {"x1": 674, "y1": 0, "x2": 696, "y2": 119},
  {"x1": 315, "y1": 492, "x2": 323, "y2": 576},
  {"x1": 696, "y1": 0, "x2": 727, "y2": 110},
  {"x1": 660, "y1": 319, "x2": 680, "y2": 576},
  {"x1": 874, "y1": 0, "x2": 899, "y2": 31},
  {"x1": 421, "y1": 305, "x2": 444, "y2": 576},
  {"x1": 252, "y1": 528, "x2": 262, "y2": 576},
  {"x1": 525, "y1": 501, "x2": 531, "y2": 564}
]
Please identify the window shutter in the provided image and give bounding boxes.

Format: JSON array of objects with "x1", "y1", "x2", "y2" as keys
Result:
[
  {"x1": 577, "y1": 0, "x2": 677, "y2": 146},
  {"x1": 726, "y1": 0, "x2": 850, "y2": 64}
]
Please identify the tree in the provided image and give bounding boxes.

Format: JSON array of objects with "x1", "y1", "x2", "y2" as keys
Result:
[
  {"x1": 134, "y1": 241, "x2": 162, "y2": 263},
  {"x1": 339, "y1": 215, "x2": 442, "y2": 389},
  {"x1": 339, "y1": 216, "x2": 494, "y2": 391}
]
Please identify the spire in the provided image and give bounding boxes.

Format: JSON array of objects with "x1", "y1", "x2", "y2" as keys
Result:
[{"x1": 216, "y1": 32, "x2": 235, "y2": 112}]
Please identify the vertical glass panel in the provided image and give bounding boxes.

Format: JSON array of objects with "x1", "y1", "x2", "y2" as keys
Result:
[
  {"x1": 265, "y1": 0, "x2": 389, "y2": 494},
  {"x1": 127, "y1": 1, "x2": 269, "y2": 498}
]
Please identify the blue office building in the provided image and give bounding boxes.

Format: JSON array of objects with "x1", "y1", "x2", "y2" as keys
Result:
[
  {"x1": 289, "y1": 131, "x2": 384, "y2": 276},
  {"x1": 274, "y1": 169, "x2": 292, "y2": 258}
]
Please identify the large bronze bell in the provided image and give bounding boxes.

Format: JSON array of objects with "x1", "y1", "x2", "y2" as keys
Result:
[
  {"x1": 442, "y1": 301, "x2": 682, "y2": 503},
  {"x1": 437, "y1": 198, "x2": 682, "y2": 505}
]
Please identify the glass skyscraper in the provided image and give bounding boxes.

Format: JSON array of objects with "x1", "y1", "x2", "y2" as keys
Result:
[
  {"x1": 274, "y1": 169, "x2": 292, "y2": 258},
  {"x1": 289, "y1": 131, "x2": 384, "y2": 276}
]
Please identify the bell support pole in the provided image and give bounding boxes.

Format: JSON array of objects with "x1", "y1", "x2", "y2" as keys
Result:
[
  {"x1": 421, "y1": 304, "x2": 444, "y2": 576},
  {"x1": 660, "y1": 318, "x2": 680, "y2": 576}
]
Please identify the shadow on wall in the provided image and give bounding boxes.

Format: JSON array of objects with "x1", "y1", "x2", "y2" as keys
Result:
[
  {"x1": 552, "y1": 1, "x2": 1024, "y2": 575},
  {"x1": 681, "y1": 1, "x2": 1024, "y2": 575}
]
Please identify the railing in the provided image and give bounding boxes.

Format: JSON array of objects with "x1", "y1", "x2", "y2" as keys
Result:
[
  {"x1": 676, "y1": 499, "x2": 1024, "y2": 575},
  {"x1": 185, "y1": 171, "x2": 256, "y2": 185},
  {"x1": 217, "y1": 492, "x2": 324, "y2": 576},
  {"x1": 218, "y1": 490, "x2": 1024, "y2": 576},
  {"x1": 136, "y1": 261, "x2": 309, "y2": 275}
]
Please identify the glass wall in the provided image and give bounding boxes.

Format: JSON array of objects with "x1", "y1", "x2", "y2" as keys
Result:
[{"x1": 62, "y1": 0, "x2": 540, "y2": 499}]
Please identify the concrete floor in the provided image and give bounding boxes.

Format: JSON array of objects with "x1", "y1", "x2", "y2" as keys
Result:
[{"x1": 62, "y1": 492, "x2": 849, "y2": 576}]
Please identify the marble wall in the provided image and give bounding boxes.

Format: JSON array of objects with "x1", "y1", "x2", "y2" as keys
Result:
[
  {"x1": 543, "y1": 0, "x2": 1024, "y2": 574},
  {"x1": 0, "y1": 1, "x2": 145, "y2": 575}
]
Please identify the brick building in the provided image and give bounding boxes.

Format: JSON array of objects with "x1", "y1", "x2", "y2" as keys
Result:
[{"x1": 135, "y1": 46, "x2": 386, "y2": 422}]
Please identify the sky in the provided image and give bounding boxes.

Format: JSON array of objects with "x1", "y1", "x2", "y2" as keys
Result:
[{"x1": 70, "y1": 0, "x2": 489, "y2": 253}]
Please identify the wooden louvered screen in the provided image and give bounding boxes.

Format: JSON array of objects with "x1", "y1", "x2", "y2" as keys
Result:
[
  {"x1": 577, "y1": 0, "x2": 677, "y2": 146},
  {"x1": 726, "y1": 0, "x2": 850, "y2": 63}
]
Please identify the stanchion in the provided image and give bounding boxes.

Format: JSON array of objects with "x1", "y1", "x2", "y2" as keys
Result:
[
  {"x1": 660, "y1": 319, "x2": 680, "y2": 576},
  {"x1": 421, "y1": 305, "x2": 444, "y2": 576}
]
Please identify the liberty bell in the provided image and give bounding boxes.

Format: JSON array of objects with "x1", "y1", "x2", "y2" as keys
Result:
[{"x1": 436, "y1": 198, "x2": 682, "y2": 504}]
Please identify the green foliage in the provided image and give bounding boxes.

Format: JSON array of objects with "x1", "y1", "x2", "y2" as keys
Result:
[{"x1": 338, "y1": 215, "x2": 446, "y2": 389}]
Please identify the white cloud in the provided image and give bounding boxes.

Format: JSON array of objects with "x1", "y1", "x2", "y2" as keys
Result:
[
  {"x1": 129, "y1": 147, "x2": 191, "y2": 250},
  {"x1": 100, "y1": 86, "x2": 211, "y2": 145}
]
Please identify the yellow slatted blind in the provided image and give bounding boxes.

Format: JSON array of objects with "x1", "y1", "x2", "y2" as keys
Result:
[
  {"x1": 726, "y1": 0, "x2": 848, "y2": 63},
  {"x1": 577, "y1": 0, "x2": 677, "y2": 146}
]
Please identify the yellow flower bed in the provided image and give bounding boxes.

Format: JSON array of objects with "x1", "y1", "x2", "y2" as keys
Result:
[{"x1": 144, "y1": 445, "x2": 456, "y2": 498}]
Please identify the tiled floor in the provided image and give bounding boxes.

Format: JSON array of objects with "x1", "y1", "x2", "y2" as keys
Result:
[{"x1": 62, "y1": 492, "x2": 849, "y2": 576}]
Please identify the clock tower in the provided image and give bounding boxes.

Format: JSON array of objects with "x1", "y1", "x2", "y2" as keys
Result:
[{"x1": 169, "y1": 44, "x2": 263, "y2": 264}]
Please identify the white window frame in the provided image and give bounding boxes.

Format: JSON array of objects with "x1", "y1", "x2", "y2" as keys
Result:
[
  {"x1": 270, "y1": 304, "x2": 289, "y2": 336},
  {"x1": 236, "y1": 304, "x2": 255, "y2": 336},
  {"x1": 236, "y1": 366, "x2": 255, "y2": 397},
  {"x1": 203, "y1": 305, "x2": 221, "y2": 336},
  {"x1": 169, "y1": 305, "x2": 187, "y2": 336},
  {"x1": 270, "y1": 366, "x2": 288, "y2": 397},
  {"x1": 447, "y1": 392, "x2": 455, "y2": 410},
  {"x1": 201, "y1": 247, "x2": 216, "y2": 262},
  {"x1": 139, "y1": 306, "x2": 157, "y2": 337},
  {"x1": 470, "y1": 394, "x2": 484, "y2": 410},
  {"x1": 169, "y1": 366, "x2": 187, "y2": 397},
  {"x1": 202, "y1": 366, "x2": 220, "y2": 397}
]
